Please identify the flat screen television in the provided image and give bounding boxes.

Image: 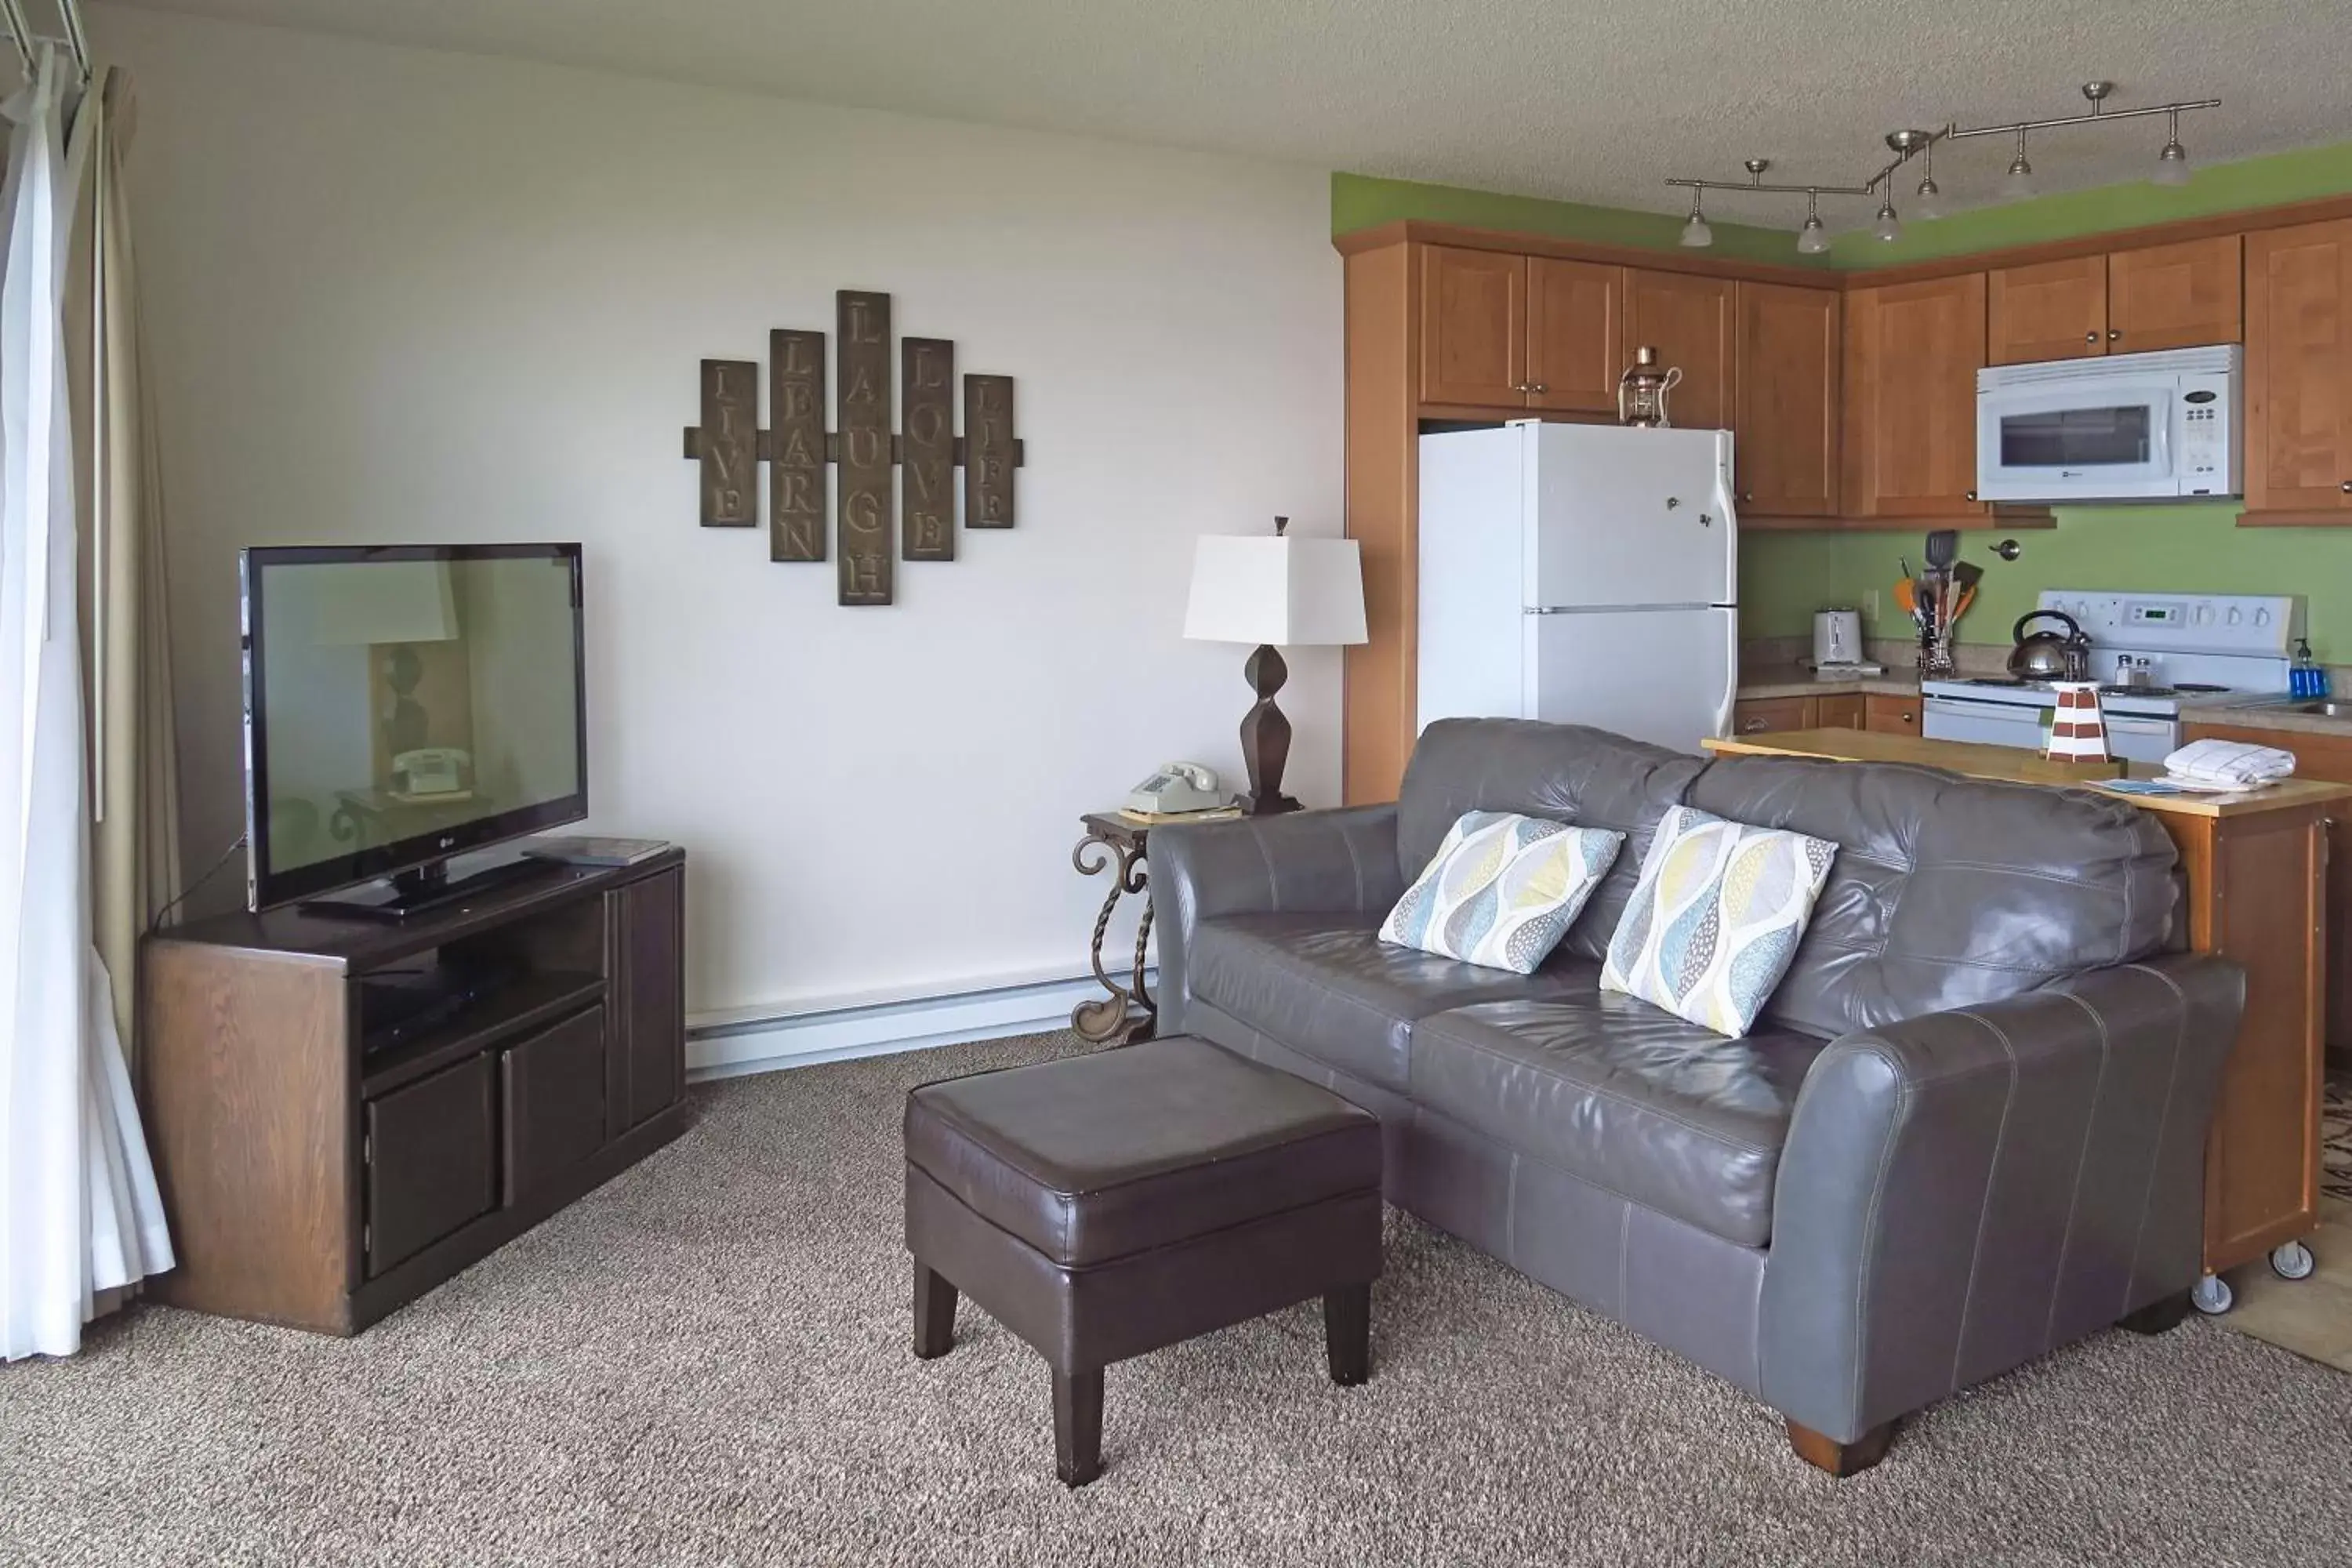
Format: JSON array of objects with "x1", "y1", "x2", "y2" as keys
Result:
[{"x1": 241, "y1": 543, "x2": 587, "y2": 916}]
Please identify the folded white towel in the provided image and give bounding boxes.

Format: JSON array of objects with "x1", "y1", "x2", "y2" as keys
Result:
[{"x1": 2162, "y1": 737, "x2": 2297, "y2": 785}]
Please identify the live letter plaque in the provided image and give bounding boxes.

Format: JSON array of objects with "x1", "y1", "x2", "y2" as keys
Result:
[{"x1": 681, "y1": 291, "x2": 1022, "y2": 605}]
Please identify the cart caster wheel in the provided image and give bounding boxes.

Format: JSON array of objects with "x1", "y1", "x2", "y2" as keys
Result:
[
  {"x1": 2190, "y1": 1273, "x2": 2234, "y2": 1316},
  {"x1": 2270, "y1": 1241, "x2": 2317, "y2": 1282}
]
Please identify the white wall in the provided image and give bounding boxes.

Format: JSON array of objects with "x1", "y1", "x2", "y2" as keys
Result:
[{"x1": 98, "y1": 5, "x2": 1345, "y2": 1018}]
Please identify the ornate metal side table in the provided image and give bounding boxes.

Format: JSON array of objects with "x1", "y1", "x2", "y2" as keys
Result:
[{"x1": 1070, "y1": 812, "x2": 1156, "y2": 1044}]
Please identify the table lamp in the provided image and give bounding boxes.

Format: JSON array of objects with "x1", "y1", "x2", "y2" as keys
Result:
[{"x1": 1182, "y1": 517, "x2": 1367, "y2": 815}]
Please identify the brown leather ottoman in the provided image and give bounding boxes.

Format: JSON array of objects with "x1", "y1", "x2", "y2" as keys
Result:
[{"x1": 902, "y1": 1035, "x2": 1384, "y2": 1486}]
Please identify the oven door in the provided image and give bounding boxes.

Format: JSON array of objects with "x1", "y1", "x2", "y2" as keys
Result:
[
  {"x1": 1976, "y1": 379, "x2": 2179, "y2": 501},
  {"x1": 2099, "y1": 712, "x2": 2182, "y2": 766},
  {"x1": 1922, "y1": 695, "x2": 2049, "y2": 750}
]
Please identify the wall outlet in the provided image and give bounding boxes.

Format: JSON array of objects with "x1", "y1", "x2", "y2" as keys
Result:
[{"x1": 1862, "y1": 588, "x2": 1881, "y2": 624}]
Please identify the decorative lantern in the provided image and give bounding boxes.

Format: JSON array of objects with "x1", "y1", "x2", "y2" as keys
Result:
[
  {"x1": 1617, "y1": 347, "x2": 1683, "y2": 428},
  {"x1": 2045, "y1": 681, "x2": 2110, "y2": 763}
]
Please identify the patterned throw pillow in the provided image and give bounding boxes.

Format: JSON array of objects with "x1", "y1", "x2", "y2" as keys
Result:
[
  {"x1": 1378, "y1": 811, "x2": 1624, "y2": 975},
  {"x1": 1600, "y1": 805, "x2": 1838, "y2": 1039}
]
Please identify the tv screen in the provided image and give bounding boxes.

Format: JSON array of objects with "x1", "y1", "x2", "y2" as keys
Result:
[{"x1": 241, "y1": 543, "x2": 587, "y2": 910}]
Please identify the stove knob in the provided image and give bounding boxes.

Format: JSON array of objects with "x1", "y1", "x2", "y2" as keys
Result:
[
  {"x1": 2254, "y1": 607, "x2": 2272, "y2": 628},
  {"x1": 2193, "y1": 604, "x2": 2215, "y2": 626},
  {"x1": 2227, "y1": 606, "x2": 2243, "y2": 626}
]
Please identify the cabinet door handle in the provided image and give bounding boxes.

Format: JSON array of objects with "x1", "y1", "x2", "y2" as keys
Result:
[
  {"x1": 2108, "y1": 328, "x2": 2122, "y2": 341},
  {"x1": 1740, "y1": 717, "x2": 1769, "y2": 733},
  {"x1": 1965, "y1": 489, "x2": 1978, "y2": 502},
  {"x1": 1738, "y1": 491, "x2": 1754, "y2": 503},
  {"x1": 2341, "y1": 481, "x2": 2352, "y2": 494},
  {"x1": 2085, "y1": 331, "x2": 2099, "y2": 345},
  {"x1": 1528, "y1": 382, "x2": 1548, "y2": 394}
]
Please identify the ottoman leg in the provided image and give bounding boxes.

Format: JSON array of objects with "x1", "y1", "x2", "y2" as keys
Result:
[
  {"x1": 1052, "y1": 1368, "x2": 1104, "y2": 1488},
  {"x1": 912, "y1": 1261, "x2": 957, "y2": 1359},
  {"x1": 1324, "y1": 1283, "x2": 1371, "y2": 1387}
]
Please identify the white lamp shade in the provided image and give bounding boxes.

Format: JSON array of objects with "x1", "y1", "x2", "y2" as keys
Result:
[
  {"x1": 310, "y1": 561, "x2": 459, "y2": 646},
  {"x1": 1182, "y1": 534, "x2": 1367, "y2": 647}
]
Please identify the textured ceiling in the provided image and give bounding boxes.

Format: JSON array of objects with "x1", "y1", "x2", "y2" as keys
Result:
[{"x1": 107, "y1": 0, "x2": 2352, "y2": 227}]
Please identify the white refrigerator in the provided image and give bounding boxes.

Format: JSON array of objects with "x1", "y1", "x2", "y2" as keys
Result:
[{"x1": 1417, "y1": 420, "x2": 1739, "y2": 751}]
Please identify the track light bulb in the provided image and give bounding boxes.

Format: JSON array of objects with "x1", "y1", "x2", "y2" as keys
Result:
[
  {"x1": 1797, "y1": 213, "x2": 1830, "y2": 255},
  {"x1": 2004, "y1": 131, "x2": 2037, "y2": 199},
  {"x1": 2155, "y1": 113, "x2": 2190, "y2": 186},
  {"x1": 1914, "y1": 174, "x2": 1945, "y2": 221},
  {"x1": 1679, "y1": 194, "x2": 1713, "y2": 249},
  {"x1": 1872, "y1": 199, "x2": 1902, "y2": 243}
]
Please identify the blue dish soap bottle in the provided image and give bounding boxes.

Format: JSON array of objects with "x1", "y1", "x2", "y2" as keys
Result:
[{"x1": 2290, "y1": 638, "x2": 2322, "y2": 699}]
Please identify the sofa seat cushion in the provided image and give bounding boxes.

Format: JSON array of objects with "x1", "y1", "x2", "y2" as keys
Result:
[
  {"x1": 1187, "y1": 913, "x2": 1596, "y2": 1092},
  {"x1": 1409, "y1": 994, "x2": 1828, "y2": 1247}
]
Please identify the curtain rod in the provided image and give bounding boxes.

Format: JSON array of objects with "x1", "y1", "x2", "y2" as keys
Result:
[{"x1": 1, "y1": 0, "x2": 93, "y2": 82}]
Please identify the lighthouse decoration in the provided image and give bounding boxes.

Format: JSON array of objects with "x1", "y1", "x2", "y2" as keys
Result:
[{"x1": 2045, "y1": 682, "x2": 2111, "y2": 763}]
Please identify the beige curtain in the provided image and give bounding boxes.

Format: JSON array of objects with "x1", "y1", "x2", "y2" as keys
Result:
[{"x1": 68, "y1": 66, "x2": 180, "y2": 1068}]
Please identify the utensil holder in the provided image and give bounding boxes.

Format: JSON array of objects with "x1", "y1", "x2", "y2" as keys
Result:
[{"x1": 1918, "y1": 617, "x2": 1957, "y2": 677}]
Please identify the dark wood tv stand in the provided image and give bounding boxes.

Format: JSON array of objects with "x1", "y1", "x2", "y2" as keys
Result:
[{"x1": 140, "y1": 850, "x2": 688, "y2": 1335}]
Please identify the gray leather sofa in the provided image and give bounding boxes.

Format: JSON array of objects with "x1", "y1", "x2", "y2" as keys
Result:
[{"x1": 1149, "y1": 719, "x2": 2244, "y2": 1475}]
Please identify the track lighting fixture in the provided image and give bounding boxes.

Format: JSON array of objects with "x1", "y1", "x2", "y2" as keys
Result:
[
  {"x1": 1663, "y1": 80, "x2": 2215, "y2": 250},
  {"x1": 1913, "y1": 140, "x2": 1945, "y2": 220},
  {"x1": 2002, "y1": 129, "x2": 2038, "y2": 198},
  {"x1": 1679, "y1": 191, "x2": 1713, "y2": 249},
  {"x1": 2155, "y1": 109, "x2": 2191, "y2": 186},
  {"x1": 1795, "y1": 191, "x2": 1831, "y2": 255}
]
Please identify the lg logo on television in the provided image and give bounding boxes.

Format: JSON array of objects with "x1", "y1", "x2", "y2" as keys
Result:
[{"x1": 439, "y1": 836, "x2": 456, "y2": 849}]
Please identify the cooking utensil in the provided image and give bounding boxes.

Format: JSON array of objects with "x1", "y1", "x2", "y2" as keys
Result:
[
  {"x1": 1924, "y1": 530, "x2": 1958, "y2": 571},
  {"x1": 1952, "y1": 560, "x2": 1984, "y2": 593},
  {"x1": 2008, "y1": 609, "x2": 2089, "y2": 681}
]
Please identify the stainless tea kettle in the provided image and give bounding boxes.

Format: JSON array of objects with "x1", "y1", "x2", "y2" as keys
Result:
[{"x1": 2008, "y1": 610, "x2": 2090, "y2": 681}]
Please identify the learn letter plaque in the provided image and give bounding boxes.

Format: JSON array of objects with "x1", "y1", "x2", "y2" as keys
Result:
[{"x1": 681, "y1": 292, "x2": 1023, "y2": 606}]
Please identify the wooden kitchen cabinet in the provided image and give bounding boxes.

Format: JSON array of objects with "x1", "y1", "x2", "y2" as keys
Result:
[
  {"x1": 1990, "y1": 241, "x2": 2243, "y2": 365},
  {"x1": 1420, "y1": 245, "x2": 1526, "y2": 407},
  {"x1": 2108, "y1": 235, "x2": 2242, "y2": 352},
  {"x1": 1730, "y1": 697, "x2": 1813, "y2": 735},
  {"x1": 1865, "y1": 694, "x2": 1922, "y2": 736},
  {"x1": 2185, "y1": 720, "x2": 2352, "y2": 1063},
  {"x1": 1735, "y1": 281, "x2": 1840, "y2": 517},
  {"x1": 1842, "y1": 274, "x2": 1988, "y2": 519},
  {"x1": 2243, "y1": 218, "x2": 2352, "y2": 520},
  {"x1": 1626, "y1": 268, "x2": 1733, "y2": 432},
  {"x1": 1988, "y1": 255, "x2": 2108, "y2": 365},
  {"x1": 1815, "y1": 693, "x2": 1866, "y2": 730},
  {"x1": 1526, "y1": 256, "x2": 1623, "y2": 414}
]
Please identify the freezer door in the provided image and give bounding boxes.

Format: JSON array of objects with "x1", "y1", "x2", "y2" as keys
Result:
[
  {"x1": 1526, "y1": 608, "x2": 1737, "y2": 750},
  {"x1": 1525, "y1": 423, "x2": 1737, "y2": 610}
]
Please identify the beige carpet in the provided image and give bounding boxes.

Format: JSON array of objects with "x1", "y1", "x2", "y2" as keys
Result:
[{"x1": 7, "y1": 1031, "x2": 2352, "y2": 1567}]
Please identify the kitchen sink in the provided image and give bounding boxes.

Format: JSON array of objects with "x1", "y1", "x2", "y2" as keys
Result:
[{"x1": 2285, "y1": 701, "x2": 2352, "y2": 718}]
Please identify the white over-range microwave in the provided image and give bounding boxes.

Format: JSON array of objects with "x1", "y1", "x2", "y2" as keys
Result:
[{"x1": 1976, "y1": 344, "x2": 2240, "y2": 503}]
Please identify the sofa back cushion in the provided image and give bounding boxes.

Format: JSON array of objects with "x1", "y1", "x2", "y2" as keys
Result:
[
  {"x1": 1397, "y1": 720, "x2": 1705, "y2": 964},
  {"x1": 1687, "y1": 754, "x2": 2179, "y2": 1038}
]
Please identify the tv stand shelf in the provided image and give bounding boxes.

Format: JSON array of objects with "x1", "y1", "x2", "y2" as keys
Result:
[{"x1": 140, "y1": 851, "x2": 687, "y2": 1336}]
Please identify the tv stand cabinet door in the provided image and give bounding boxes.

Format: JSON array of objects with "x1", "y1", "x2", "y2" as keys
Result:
[
  {"x1": 365, "y1": 1054, "x2": 495, "y2": 1277},
  {"x1": 608, "y1": 867, "x2": 685, "y2": 1135}
]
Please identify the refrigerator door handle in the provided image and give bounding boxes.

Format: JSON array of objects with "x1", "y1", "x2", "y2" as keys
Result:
[{"x1": 1710, "y1": 615, "x2": 1738, "y2": 739}]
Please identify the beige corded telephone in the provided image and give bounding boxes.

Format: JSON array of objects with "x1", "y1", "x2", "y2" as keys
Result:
[{"x1": 1123, "y1": 762, "x2": 1224, "y2": 815}]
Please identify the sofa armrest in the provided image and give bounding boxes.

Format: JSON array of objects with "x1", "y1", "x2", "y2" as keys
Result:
[
  {"x1": 1147, "y1": 805, "x2": 1404, "y2": 1035},
  {"x1": 1757, "y1": 953, "x2": 2244, "y2": 1443}
]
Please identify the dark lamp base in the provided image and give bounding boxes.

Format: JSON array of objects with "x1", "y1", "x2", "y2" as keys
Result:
[{"x1": 1239, "y1": 644, "x2": 1301, "y2": 817}]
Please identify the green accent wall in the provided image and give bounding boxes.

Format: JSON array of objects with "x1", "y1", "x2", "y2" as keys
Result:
[
  {"x1": 1334, "y1": 146, "x2": 2352, "y2": 654},
  {"x1": 1330, "y1": 172, "x2": 1828, "y2": 267},
  {"x1": 1740, "y1": 507, "x2": 2352, "y2": 661}
]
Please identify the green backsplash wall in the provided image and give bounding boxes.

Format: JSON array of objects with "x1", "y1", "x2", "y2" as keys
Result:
[
  {"x1": 1739, "y1": 507, "x2": 2352, "y2": 660},
  {"x1": 1333, "y1": 146, "x2": 2352, "y2": 653}
]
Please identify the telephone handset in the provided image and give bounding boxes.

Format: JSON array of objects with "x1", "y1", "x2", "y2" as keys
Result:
[{"x1": 1124, "y1": 761, "x2": 1225, "y2": 815}]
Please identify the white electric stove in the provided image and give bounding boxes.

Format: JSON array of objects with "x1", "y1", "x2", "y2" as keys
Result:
[{"x1": 1921, "y1": 590, "x2": 2303, "y2": 764}]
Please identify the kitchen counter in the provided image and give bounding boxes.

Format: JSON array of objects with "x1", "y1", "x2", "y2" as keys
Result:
[
  {"x1": 1737, "y1": 666, "x2": 1922, "y2": 701},
  {"x1": 1701, "y1": 728, "x2": 2352, "y2": 820},
  {"x1": 2196, "y1": 699, "x2": 2352, "y2": 740}
]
